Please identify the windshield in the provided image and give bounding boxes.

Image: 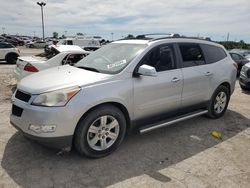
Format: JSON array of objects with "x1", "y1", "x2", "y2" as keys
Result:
[
  {"x1": 35, "y1": 47, "x2": 60, "y2": 60},
  {"x1": 75, "y1": 43, "x2": 146, "y2": 74}
]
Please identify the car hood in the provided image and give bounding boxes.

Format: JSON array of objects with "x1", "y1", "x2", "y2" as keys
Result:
[
  {"x1": 18, "y1": 56, "x2": 47, "y2": 63},
  {"x1": 17, "y1": 65, "x2": 112, "y2": 94}
]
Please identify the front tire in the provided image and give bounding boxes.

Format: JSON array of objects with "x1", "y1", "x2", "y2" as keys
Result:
[
  {"x1": 207, "y1": 85, "x2": 230, "y2": 119},
  {"x1": 74, "y1": 105, "x2": 126, "y2": 158}
]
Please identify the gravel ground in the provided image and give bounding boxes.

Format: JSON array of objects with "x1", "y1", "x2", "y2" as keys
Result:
[{"x1": 0, "y1": 48, "x2": 249, "y2": 187}]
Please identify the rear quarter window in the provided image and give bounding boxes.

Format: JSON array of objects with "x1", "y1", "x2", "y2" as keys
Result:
[
  {"x1": 201, "y1": 44, "x2": 227, "y2": 64},
  {"x1": 179, "y1": 43, "x2": 205, "y2": 67}
]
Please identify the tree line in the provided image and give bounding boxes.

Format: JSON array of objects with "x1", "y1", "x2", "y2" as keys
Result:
[{"x1": 218, "y1": 40, "x2": 250, "y2": 50}]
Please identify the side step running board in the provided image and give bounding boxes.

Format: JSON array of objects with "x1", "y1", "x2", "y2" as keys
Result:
[{"x1": 140, "y1": 109, "x2": 208, "y2": 134}]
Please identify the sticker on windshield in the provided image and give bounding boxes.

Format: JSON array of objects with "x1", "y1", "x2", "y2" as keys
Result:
[{"x1": 107, "y1": 60, "x2": 127, "y2": 69}]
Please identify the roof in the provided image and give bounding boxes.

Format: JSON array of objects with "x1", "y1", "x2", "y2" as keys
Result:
[
  {"x1": 114, "y1": 40, "x2": 149, "y2": 44},
  {"x1": 52, "y1": 45, "x2": 88, "y2": 53}
]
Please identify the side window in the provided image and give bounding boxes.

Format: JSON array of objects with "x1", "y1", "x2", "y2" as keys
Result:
[
  {"x1": 67, "y1": 40, "x2": 73, "y2": 45},
  {"x1": 142, "y1": 44, "x2": 176, "y2": 72},
  {"x1": 201, "y1": 44, "x2": 227, "y2": 64},
  {"x1": 62, "y1": 54, "x2": 86, "y2": 65},
  {"x1": 0, "y1": 43, "x2": 12, "y2": 48},
  {"x1": 4, "y1": 43, "x2": 13, "y2": 48},
  {"x1": 179, "y1": 43, "x2": 205, "y2": 67}
]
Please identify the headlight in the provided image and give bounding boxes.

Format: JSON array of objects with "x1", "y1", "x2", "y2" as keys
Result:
[{"x1": 32, "y1": 86, "x2": 81, "y2": 107}]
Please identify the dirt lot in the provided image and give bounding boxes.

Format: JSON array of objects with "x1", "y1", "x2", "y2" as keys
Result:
[{"x1": 0, "y1": 48, "x2": 249, "y2": 187}]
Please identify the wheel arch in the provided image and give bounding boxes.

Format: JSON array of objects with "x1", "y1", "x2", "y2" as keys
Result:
[
  {"x1": 73, "y1": 102, "x2": 131, "y2": 138},
  {"x1": 219, "y1": 81, "x2": 231, "y2": 95},
  {"x1": 5, "y1": 52, "x2": 19, "y2": 60}
]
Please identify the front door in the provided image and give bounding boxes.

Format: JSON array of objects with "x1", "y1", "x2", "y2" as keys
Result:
[{"x1": 133, "y1": 44, "x2": 183, "y2": 120}]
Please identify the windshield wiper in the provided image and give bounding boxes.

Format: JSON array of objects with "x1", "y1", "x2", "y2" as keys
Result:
[{"x1": 76, "y1": 66, "x2": 100, "y2": 73}]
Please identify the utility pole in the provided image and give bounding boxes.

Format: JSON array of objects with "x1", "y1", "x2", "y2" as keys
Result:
[
  {"x1": 226, "y1": 32, "x2": 230, "y2": 41},
  {"x1": 111, "y1": 32, "x2": 114, "y2": 41},
  {"x1": 2, "y1": 27, "x2": 5, "y2": 35},
  {"x1": 37, "y1": 2, "x2": 46, "y2": 41}
]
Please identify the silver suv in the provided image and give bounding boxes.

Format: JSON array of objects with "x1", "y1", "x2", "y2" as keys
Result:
[{"x1": 10, "y1": 37, "x2": 237, "y2": 158}]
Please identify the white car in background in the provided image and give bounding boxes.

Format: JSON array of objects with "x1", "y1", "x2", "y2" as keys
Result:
[
  {"x1": 0, "y1": 41, "x2": 20, "y2": 64},
  {"x1": 14, "y1": 45, "x2": 89, "y2": 81},
  {"x1": 57, "y1": 36, "x2": 101, "y2": 51},
  {"x1": 25, "y1": 41, "x2": 48, "y2": 48}
]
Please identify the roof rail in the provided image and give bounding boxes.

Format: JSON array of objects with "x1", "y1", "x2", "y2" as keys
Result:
[
  {"x1": 151, "y1": 36, "x2": 213, "y2": 42},
  {"x1": 136, "y1": 33, "x2": 180, "y2": 40},
  {"x1": 118, "y1": 33, "x2": 213, "y2": 42}
]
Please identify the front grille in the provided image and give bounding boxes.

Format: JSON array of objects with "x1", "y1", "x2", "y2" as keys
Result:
[
  {"x1": 15, "y1": 90, "x2": 31, "y2": 102},
  {"x1": 12, "y1": 105, "x2": 23, "y2": 117}
]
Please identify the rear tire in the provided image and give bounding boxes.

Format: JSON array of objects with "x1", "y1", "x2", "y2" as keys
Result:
[
  {"x1": 240, "y1": 84, "x2": 249, "y2": 91},
  {"x1": 5, "y1": 53, "x2": 18, "y2": 64},
  {"x1": 206, "y1": 85, "x2": 230, "y2": 119},
  {"x1": 74, "y1": 105, "x2": 126, "y2": 158}
]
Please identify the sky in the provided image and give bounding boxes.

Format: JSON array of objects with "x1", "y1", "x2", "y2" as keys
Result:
[{"x1": 0, "y1": 0, "x2": 250, "y2": 42}]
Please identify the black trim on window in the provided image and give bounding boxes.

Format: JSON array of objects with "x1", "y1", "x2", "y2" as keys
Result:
[
  {"x1": 201, "y1": 44, "x2": 227, "y2": 64},
  {"x1": 178, "y1": 43, "x2": 206, "y2": 68},
  {"x1": 133, "y1": 43, "x2": 178, "y2": 75}
]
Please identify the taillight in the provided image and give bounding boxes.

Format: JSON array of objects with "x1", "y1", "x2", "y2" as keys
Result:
[
  {"x1": 233, "y1": 63, "x2": 238, "y2": 70},
  {"x1": 24, "y1": 63, "x2": 39, "y2": 72}
]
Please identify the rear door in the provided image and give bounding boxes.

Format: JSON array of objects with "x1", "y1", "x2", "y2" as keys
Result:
[
  {"x1": 133, "y1": 43, "x2": 183, "y2": 120},
  {"x1": 177, "y1": 43, "x2": 212, "y2": 108}
]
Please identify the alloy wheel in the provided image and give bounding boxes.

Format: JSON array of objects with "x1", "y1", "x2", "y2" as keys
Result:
[
  {"x1": 87, "y1": 115, "x2": 120, "y2": 151},
  {"x1": 214, "y1": 91, "x2": 227, "y2": 114}
]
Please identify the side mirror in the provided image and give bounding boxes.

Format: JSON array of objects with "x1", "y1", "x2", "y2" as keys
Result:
[{"x1": 137, "y1": 65, "x2": 157, "y2": 77}]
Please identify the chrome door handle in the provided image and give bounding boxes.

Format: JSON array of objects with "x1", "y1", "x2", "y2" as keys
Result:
[
  {"x1": 205, "y1": 72, "x2": 213, "y2": 76},
  {"x1": 171, "y1": 77, "x2": 180, "y2": 82}
]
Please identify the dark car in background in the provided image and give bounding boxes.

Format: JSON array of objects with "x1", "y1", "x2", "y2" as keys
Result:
[
  {"x1": 5, "y1": 35, "x2": 24, "y2": 46},
  {"x1": 0, "y1": 35, "x2": 18, "y2": 46},
  {"x1": 229, "y1": 52, "x2": 249, "y2": 76},
  {"x1": 239, "y1": 63, "x2": 250, "y2": 91},
  {"x1": 230, "y1": 49, "x2": 250, "y2": 57}
]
